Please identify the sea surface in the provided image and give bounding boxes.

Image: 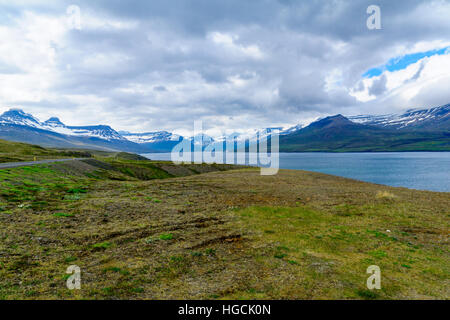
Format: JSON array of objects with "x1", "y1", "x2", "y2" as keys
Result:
[{"x1": 142, "y1": 152, "x2": 450, "y2": 192}]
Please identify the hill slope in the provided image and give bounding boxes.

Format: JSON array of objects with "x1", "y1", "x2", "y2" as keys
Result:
[
  {"x1": 280, "y1": 115, "x2": 450, "y2": 152},
  {"x1": 0, "y1": 139, "x2": 93, "y2": 163},
  {"x1": 348, "y1": 104, "x2": 450, "y2": 131},
  {"x1": 0, "y1": 161, "x2": 447, "y2": 299},
  {"x1": 0, "y1": 109, "x2": 153, "y2": 153}
]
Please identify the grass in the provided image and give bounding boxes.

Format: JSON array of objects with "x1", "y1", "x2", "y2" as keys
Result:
[
  {"x1": 376, "y1": 191, "x2": 396, "y2": 200},
  {"x1": 0, "y1": 144, "x2": 448, "y2": 300},
  {"x1": 0, "y1": 139, "x2": 92, "y2": 163},
  {"x1": 53, "y1": 212, "x2": 74, "y2": 218},
  {"x1": 159, "y1": 234, "x2": 174, "y2": 240},
  {"x1": 92, "y1": 242, "x2": 113, "y2": 249}
]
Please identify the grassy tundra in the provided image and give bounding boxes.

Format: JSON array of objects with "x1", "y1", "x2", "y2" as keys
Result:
[{"x1": 0, "y1": 140, "x2": 448, "y2": 299}]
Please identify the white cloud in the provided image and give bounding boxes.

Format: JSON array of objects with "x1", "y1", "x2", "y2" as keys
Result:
[
  {"x1": 351, "y1": 52, "x2": 450, "y2": 112},
  {"x1": 80, "y1": 12, "x2": 138, "y2": 31},
  {"x1": 209, "y1": 32, "x2": 264, "y2": 60},
  {"x1": 0, "y1": 1, "x2": 449, "y2": 133}
]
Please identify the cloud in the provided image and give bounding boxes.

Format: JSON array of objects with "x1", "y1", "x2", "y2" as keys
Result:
[
  {"x1": 350, "y1": 51, "x2": 450, "y2": 114},
  {"x1": 368, "y1": 75, "x2": 387, "y2": 96},
  {"x1": 0, "y1": 0, "x2": 449, "y2": 134},
  {"x1": 209, "y1": 32, "x2": 264, "y2": 60},
  {"x1": 406, "y1": 60, "x2": 425, "y2": 83},
  {"x1": 363, "y1": 45, "x2": 450, "y2": 78},
  {"x1": 153, "y1": 85, "x2": 167, "y2": 92}
]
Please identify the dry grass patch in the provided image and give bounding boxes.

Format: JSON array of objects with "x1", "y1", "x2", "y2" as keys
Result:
[{"x1": 376, "y1": 190, "x2": 397, "y2": 200}]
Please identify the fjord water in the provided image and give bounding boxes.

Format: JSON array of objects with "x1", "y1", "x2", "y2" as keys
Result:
[{"x1": 142, "y1": 152, "x2": 450, "y2": 192}]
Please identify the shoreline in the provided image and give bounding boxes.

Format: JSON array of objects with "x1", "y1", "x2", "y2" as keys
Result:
[{"x1": 141, "y1": 152, "x2": 450, "y2": 192}]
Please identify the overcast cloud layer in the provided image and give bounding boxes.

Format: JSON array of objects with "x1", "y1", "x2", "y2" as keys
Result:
[{"x1": 0, "y1": 0, "x2": 449, "y2": 136}]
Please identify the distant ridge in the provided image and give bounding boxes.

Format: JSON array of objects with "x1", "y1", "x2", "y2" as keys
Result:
[
  {"x1": 348, "y1": 104, "x2": 450, "y2": 131},
  {"x1": 0, "y1": 108, "x2": 143, "y2": 152},
  {"x1": 279, "y1": 105, "x2": 449, "y2": 152},
  {"x1": 0, "y1": 103, "x2": 448, "y2": 152}
]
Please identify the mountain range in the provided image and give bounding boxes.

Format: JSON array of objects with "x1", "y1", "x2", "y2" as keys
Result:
[
  {"x1": 0, "y1": 104, "x2": 449, "y2": 153},
  {"x1": 348, "y1": 104, "x2": 450, "y2": 131}
]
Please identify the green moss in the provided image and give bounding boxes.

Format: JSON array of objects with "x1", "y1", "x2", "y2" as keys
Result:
[
  {"x1": 103, "y1": 267, "x2": 130, "y2": 275},
  {"x1": 92, "y1": 242, "x2": 113, "y2": 249},
  {"x1": 159, "y1": 233, "x2": 173, "y2": 240},
  {"x1": 53, "y1": 212, "x2": 74, "y2": 218},
  {"x1": 368, "y1": 250, "x2": 387, "y2": 258},
  {"x1": 64, "y1": 256, "x2": 77, "y2": 263},
  {"x1": 205, "y1": 248, "x2": 216, "y2": 256},
  {"x1": 356, "y1": 289, "x2": 379, "y2": 299}
]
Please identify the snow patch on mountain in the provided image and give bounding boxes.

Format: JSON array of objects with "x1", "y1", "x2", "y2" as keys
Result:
[
  {"x1": 213, "y1": 128, "x2": 284, "y2": 145},
  {"x1": 190, "y1": 133, "x2": 215, "y2": 146},
  {"x1": 120, "y1": 131, "x2": 181, "y2": 143},
  {"x1": 0, "y1": 108, "x2": 126, "y2": 141},
  {"x1": 43, "y1": 117, "x2": 65, "y2": 128},
  {"x1": 348, "y1": 104, "x2": 449, "y2": 129},
  {"x1": 54, "y1": 125, "x2": 126, "y2": 141},
  {"x1": 0, "y1": 109, "x2": 45, "y2": 129},
  {"x1": 281, "y1": 123, "x2": 305, "y2": 135}
]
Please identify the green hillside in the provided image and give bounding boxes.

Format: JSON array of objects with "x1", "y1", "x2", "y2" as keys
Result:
[
  {"x1": 0, "y1": 139, "x2": 93, "y2": 163},
  {"x1": 280, "y1": 115, "x2": 450, "y2": 152}
]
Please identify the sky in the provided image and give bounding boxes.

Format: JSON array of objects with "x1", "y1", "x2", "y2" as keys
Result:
[{"x1": 0, "y1": 0, "x2": 449, "y2": 137}]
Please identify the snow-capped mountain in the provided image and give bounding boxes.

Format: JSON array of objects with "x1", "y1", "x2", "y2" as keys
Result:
[
  {"x1": 348, "y1": 104, "x2": 450, "y2": 130},
  {"x1": 58, "y1": 125, "x2": 126, "y2": 141},
  {"x1": 280, "y1": 123, "x2": 305, "y2": 135},
  {"x1": 120, "y1": 131, "x2": 181, "y2": 144},
  {"x1": 43, "y1": 117, "x2": 65, "y2": 128},
  {"x1": 279, "y1": 112, "x2": 450, "y2": 152},
  {"x1": 190, "y1": 133, "x2": 215, "y2": 146},
  {"x1": 0, "y1": 104, "x2": 448, "y2": 153},
  {"x1": 0, "y1": 108, "x2": 148, "y2": 152},
  {"x1": 0, "y1": 109, "x2": 126, "y2": 141},
  {"x1": 0, "y1": 108, "x2": 188, "y2": 152},
  {"x1": 214, "y1": 128, "x2": 285, "y2": 144},
  {"x1": 0, "y1": 109, "x2": 44, "y2": 128}
]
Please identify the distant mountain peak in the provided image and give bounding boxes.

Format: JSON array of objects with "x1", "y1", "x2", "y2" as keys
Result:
[
  {"x1": 2, "y1": 108, "x2": 34, "y2": 118},
  {"x1": 0, "y1": 108, "x2": 41, "y2": 126},
  {"x1": 328, "y1": 114, "x2": 349, "y2": 121},
  {"x1": 44, "y1": 117, "x2": 65, "y2": 127},
  {"x1": 0, "y1": 108, "x2": 127, "y2": 141},
  {"x1": 190, "y1": 133, "x2": 215, "y2": 146},
  {"x1": 348, "y1": 103, "x2": 449, "y2": 130},
  {"x1": 120, "y1": 130, "x2": 181, "y2": 144},
  {"x1": 281, "y1": 123, "x2": 304, "y2": 135},
  {"x1": 309, "y1": 114, "x2": 353, "y2": 129},
  {"x1": 4, "y1": 108, "x2": 26, "y2": 114}
]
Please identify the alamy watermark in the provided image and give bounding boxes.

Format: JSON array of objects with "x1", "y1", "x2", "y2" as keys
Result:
[
  {"x1": 367, "y1": 5, "x2": 381, "y2": 30},
  {"x1": 66, "y1": 265, "x2": 81, "y2": 290},
  {"x1": 67, "y1": 5, "x2": 82, "y2": 30},
  {"x1": 366, "y1": 265, "x2": 381, "y2": 290},
  {"x1": 170, "y1": 121, "x2": 279, "y2": 175}
]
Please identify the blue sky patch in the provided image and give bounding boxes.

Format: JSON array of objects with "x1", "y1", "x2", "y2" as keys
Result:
[{"x1": 363, "y1": 46, "x2": 449, "y2": 78}]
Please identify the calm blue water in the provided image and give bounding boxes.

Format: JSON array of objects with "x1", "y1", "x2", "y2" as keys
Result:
[{"x1": 142, "y1": 152, "x2": 450, "y2": 192}]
